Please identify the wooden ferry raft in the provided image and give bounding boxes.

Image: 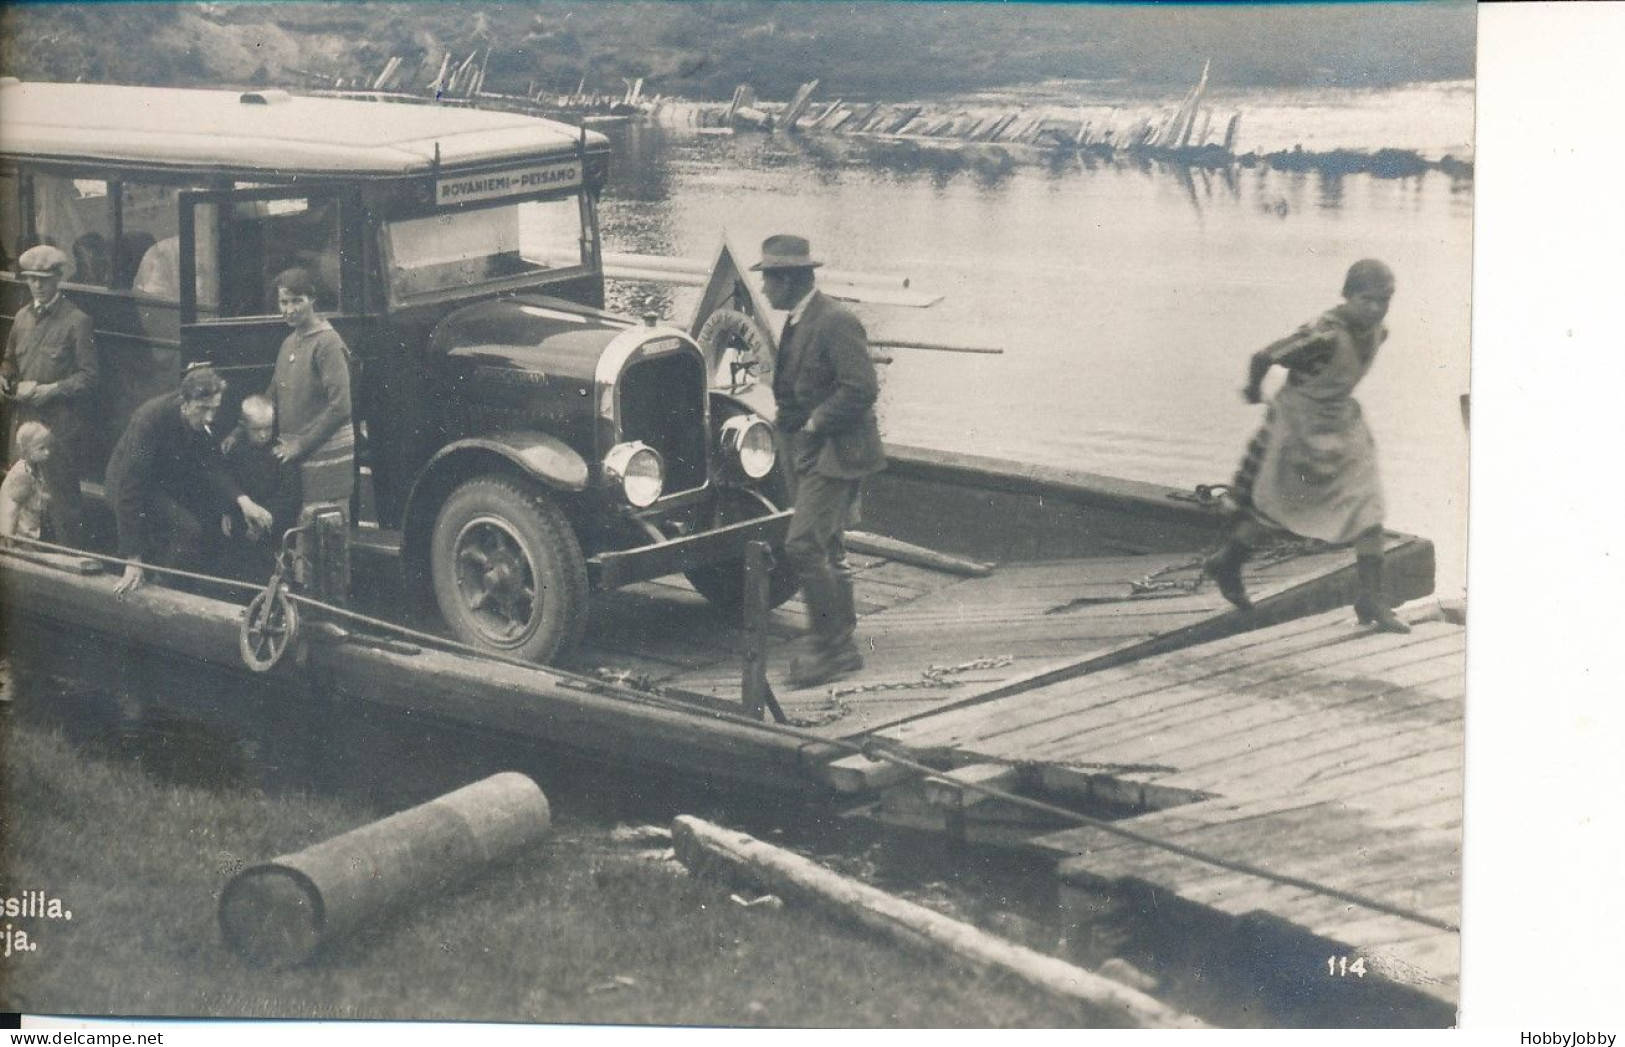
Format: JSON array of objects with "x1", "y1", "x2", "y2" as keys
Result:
[
  {"x1": 1, "y1": 450, "x2": 1456, "y2": 1009},
  {"x1": 0, "y1": 446, "x2": 1438, "y2": 795},
  {"x1": 597, "y1": 529, "x2": 1430, "y2": 739},
  {"x1": 842, "y1": 606, "x2": 1464, "y2": 1009}
]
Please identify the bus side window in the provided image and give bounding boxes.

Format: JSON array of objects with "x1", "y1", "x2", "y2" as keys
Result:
[
  {"x1": 116, "y1": 232, "x2": 156, "y2": 290},
  {"x1": 120, "y1": 183, "x2": 219, "y2": 340},
  {"x1": 0, "y1": 168, "x2": 21, "y2": 271},
  {"x1": 29, "y1": 174, "x2": 113, "y2": 287}
]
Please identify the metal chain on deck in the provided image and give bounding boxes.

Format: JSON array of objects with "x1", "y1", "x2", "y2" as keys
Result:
[
  {"x1": 1128, "y1": 555, "x2": 1208, "y2": 596},
  {"x1": 2, "y1": 534, "x2": 1455, "y2": 935},
  {"x1": 1128, "y1": 534, "x2": 1334, "y2": 598},
  {"x1": 828, "y1": 655, "x2": 1015, "y2": 698}
]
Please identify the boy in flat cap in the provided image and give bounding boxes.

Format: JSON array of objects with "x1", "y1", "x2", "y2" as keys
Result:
[
  {"x1": 755, "y1": 234, "x2": 887, "y2": 688},
  {"x1": 1, "y1": 244, "x2": 100, "y2": 546},
  {"x1": 1207, "y1": 258, "x2": 1410, "y2": 633}
]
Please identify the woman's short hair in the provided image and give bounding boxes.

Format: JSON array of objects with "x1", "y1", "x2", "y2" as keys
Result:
[
  {"x1": 274, "y1": 267, "x2": 317, "y2": 299},
  {"x1": 180, "y1": 364, "x2": 227, "y2": 402}
]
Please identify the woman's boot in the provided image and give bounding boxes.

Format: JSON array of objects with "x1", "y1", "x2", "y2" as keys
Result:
[
  {"x1": 1354, "y1": 554, "x2": 1411, "y2": 634},
  {"x1": 1204, "y1": 539, "x2": 1254, "y2": 612}
]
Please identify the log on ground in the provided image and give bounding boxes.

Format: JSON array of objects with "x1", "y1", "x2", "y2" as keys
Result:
[
  {"x1": 220, "y1": 772, "x2": 552, "y2": 967},
  {"x1": 670, "y1": 815, "x2": 1204, "y2": 1028}
]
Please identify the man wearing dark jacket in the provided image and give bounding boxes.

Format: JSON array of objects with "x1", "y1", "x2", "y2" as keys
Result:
[
  {"x1": 108, "y1": 366, "x2": 272, "y2": 594},
  {"x1": 756, "y1": 234, "x2": 887, "y2": 688},
  {"x1": 1, "y1": 245, "x2": 100, "y2": 546}
]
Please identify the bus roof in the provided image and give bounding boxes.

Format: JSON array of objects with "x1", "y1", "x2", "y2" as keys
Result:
[{"x1": 0, "y1": 81, "x2": 608, "y2": 175}]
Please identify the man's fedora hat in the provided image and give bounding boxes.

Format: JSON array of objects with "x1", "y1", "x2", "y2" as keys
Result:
[
  {"x1": 17, "y1": 244, "x2": 70, "y2": 279},
  {"x1": 750, "y1": 234, "x2": 823, "y2": 271}
]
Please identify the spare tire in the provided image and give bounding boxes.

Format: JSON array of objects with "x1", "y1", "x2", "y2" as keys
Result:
[{"x1": 697, "y1": 307, "x2": 774, "y2": 394}]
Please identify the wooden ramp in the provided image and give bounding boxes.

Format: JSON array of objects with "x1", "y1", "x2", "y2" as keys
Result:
[
  {"x1": 577, "y1": 537, "x2": 1430, "y2": 737},
  {"x1": 866, "y1": 607, "x2": 1465, "y2": 1005}
]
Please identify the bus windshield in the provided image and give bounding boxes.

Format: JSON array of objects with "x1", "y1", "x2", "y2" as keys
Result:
[{"x1": 384, "y1": 195, "x2": 587, "y2": 302}]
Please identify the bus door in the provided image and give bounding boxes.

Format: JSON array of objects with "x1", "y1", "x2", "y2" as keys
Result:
[{"x1": 178, "y1": 184, "x2": 363, "y2": 418}]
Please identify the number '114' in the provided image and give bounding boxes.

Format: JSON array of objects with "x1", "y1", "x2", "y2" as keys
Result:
[{"x1": 1327, "y1": 955, "x2": 1367, "y2": 977}]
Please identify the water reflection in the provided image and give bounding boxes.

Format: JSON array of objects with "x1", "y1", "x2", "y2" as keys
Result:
[
  {"x1": 1314, "y1": 170, "x2": 1343, "y2": 211},
  {"x1": 594, "y1": 111, "x2": 1472, "y2": 596}
]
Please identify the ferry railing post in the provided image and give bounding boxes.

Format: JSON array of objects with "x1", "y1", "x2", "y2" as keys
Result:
[{"x1": 741, "y1": 540, "x2": 785, "y2": 723}]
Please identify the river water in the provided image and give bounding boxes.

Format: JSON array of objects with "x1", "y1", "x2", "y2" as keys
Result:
[{"x1": 596, "y1": 81, "x2": 1474, "y2": 595}]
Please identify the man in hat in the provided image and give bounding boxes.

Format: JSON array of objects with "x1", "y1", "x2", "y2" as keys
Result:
[
  {"x1": 754, "y1": 234, "x2": 886, "y2": 688},
  {"x1": 1, "y1": 244, "x2": 100, "y2": 545}
]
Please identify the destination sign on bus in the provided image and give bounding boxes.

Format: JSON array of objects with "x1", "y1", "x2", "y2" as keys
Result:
[{"x1": 436, "y1": 161, "x2": 581, "y2": 206}]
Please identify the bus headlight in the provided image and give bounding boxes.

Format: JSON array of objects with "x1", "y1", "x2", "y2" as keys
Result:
[
  {"x1": 719, "y1": 415, "x2": 777, "y2": 480},
  {"x1": 604, "y1": 441, "x2": 664, "y2": 508}
]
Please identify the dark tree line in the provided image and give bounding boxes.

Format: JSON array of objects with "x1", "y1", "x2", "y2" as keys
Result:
[{"x1": 2, "y1": 1, "x2": 1474, "y2": 101}]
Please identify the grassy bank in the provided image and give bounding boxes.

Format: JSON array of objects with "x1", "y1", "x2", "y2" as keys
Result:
[{"x1": 0, "y1": 718, "x2": 1112, "y2": 1026}]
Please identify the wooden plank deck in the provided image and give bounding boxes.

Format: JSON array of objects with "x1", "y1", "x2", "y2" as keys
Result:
[
  {"x1": 865, "y1": 607, "x2": 1465, "y2": 1005},
  {"x1": 578, "y1": 539, "x2": 1413, "y2": 737}
]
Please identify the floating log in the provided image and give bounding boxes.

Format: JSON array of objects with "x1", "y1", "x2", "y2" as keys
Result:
[
  {"x1": 671, "y1": 816, "x2": 1204, "y2": 1029},
  {"x1": 894, "y1": 115, "x2": 930, "y2": 137},
  {"x1": 851, "y1": 104, "x2": 887, "y2": 134},
  {"x1": 592, "y1": 263, "x2": 940, "y2": 309},
  {"x1": 219, "y1": 773, "x2": 552, "y2": 968},
  {"x1": 552, "y1": 248, "x2": 942, "y2": 308},
  {"x1": 809, "y1": 99, "x2": 845, "y2": 130},
  {"x1": 980, "y1": 111, "x2": 1021, "y2": 143},
  {"x1": 371, "y1": 56, "x2": 401, "y2": 92},
  {"x1": 427, "y1": 52, "x2": 451, "y2": 93},
  {"x1": 883, "y1": 106, "x2": 921, "y2": 134},
  {"x1": 780, "y1": 79, "x2": 820, "y2": 131},
  {"x1": 823, "y1": 107, "x2": 857, "y2": 132},
  {"x1": 868, "y1": 338, "x2": 1002, "y2": 356},
  {"x1": 548, "y1": 248, "x2": 914, "y2": 289}
]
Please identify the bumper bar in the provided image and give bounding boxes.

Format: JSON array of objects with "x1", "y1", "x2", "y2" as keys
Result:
[{"x1": 589, "y1": 510, "x2": 794, "y2": 589}]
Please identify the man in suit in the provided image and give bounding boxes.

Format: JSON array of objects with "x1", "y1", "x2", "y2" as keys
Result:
[{"x1": 755, "y1": 234, "x2": 886, "y2": 688}]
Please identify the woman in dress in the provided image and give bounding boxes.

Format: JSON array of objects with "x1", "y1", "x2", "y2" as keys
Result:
[
  {"x1": 1206, "y1": 258, "x2": 1410, "y2": 634},
  {"x1": 267, "y1": 267, "x2": 354, "y2": 523}
]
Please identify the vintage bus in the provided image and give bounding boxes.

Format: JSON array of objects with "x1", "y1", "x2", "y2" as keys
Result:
[{"x1": 0, "y1": 79, "x2": 793, "y2": 663}]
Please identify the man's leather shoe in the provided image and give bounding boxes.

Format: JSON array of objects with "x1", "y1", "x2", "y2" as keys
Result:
[{"x1": 785, "y1": 646, "x2": 864, "y2": 690}]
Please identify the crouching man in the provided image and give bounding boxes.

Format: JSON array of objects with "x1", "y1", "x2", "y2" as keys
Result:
[{"x1": 109, "y1": 365, "x2": 273, "y2": 594}]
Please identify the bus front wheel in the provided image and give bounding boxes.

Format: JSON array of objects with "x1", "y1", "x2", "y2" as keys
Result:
[{"x1": 429, "y1": 477, "x2": 587, "y2": 665}]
